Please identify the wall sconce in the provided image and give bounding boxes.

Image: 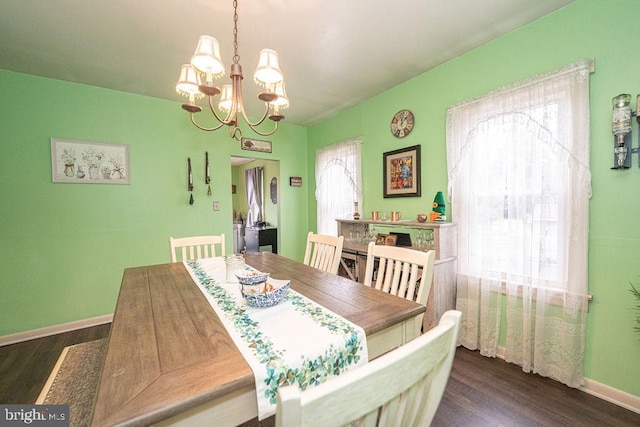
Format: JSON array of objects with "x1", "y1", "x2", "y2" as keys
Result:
[{"x1": 611, "y1": 93, "x2": 639, "y2": 169}]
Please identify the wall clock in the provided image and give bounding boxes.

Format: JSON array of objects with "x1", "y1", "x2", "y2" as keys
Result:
[{"x1": 390, "y1": 109, "x2": 414, "y2": 138}]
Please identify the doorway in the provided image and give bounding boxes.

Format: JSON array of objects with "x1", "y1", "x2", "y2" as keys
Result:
[{"x1": 231, "y1": 156, "x2": 280, "y2": 254}]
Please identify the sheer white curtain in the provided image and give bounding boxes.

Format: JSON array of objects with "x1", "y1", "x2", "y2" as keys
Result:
[
  {"x1": 315, "y1": 138, "x2": 362, "y2": 235},
  {"x1": 446, "y1": 59, "x2": 593, "y2": 388}
]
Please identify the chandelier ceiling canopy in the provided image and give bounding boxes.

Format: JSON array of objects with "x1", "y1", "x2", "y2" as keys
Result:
[{"x1": 176, "y1": 0, "x2": 289, "y2": 141}]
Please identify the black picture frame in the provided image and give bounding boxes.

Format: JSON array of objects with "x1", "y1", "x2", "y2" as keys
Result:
[{"x1": 383, "y1": 145, "x2": 421, "y2": 198}]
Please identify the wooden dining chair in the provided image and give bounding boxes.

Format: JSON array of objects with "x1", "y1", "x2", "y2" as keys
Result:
[
  {"x1": 276, "y1": 310, "x2": 461, "y2": 427},
  {"x1": 302, "y1": 232, "x2": 345, "y2": 275},
  {"x1": 363, "y1": 241, "x2": 435, "y2": 337},
  {"x1": 169, "y1": 234, "x2": 226, "y2": 262}
]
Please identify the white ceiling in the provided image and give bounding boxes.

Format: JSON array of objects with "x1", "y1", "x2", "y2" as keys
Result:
[{"x1": 0, "y1": 0, "x2": 573, "y2": 127}]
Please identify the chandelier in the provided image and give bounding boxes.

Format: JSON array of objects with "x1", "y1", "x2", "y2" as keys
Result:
[{"x1": 175, "y1": 0, "x2": 289, "y2": 141}]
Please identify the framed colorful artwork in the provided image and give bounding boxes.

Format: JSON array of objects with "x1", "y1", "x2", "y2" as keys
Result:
[{"x1": 383, "y1": 144, "x2": 421, "y2": 198}]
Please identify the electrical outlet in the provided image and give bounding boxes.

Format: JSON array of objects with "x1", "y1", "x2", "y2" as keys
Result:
[{"x1": 213, "y1": 201, "x2": 220, "y2": 211}]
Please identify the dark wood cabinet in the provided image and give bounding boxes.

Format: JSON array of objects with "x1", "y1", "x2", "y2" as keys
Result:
[{"x1": 245, "y1": 226, "x2": 278, "y2": 254}]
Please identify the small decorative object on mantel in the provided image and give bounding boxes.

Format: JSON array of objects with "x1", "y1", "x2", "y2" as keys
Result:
[
  {"x1": 376, "y1": 234, "x2": 397, "y2": 246},
  {"x1": 289, "y1": 176, "x2": 302, "y2": 187},
  {"x1": 187, "y1": 157, "x2": 194, "y2": 205},
  {"x1": 353, "y1": 202, "x2": 360, "y2": 220},
  {"x1": 429, "y1": 191, "x2": 446, "y2": 222}
]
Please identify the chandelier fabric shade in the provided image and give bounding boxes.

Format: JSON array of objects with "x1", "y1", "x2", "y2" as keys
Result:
[
  {"x1": 176, "y1": 64, "x2": 203, "y2": 102},
  {"x1": 254, "y1": 49, "x2": 283, "y2": 87},
  {"x1": 175, "y1": 0, "x2": 289, "y2": 140},
  {"x1": 270, "y1": 82, "x2": 289, "y2": 109},
  {"x1": 218, "y1": 84, "x2": 233, "y2": 113},
  {"x1": 191, "y1": 35, "x2": 225, "y2": 81}
]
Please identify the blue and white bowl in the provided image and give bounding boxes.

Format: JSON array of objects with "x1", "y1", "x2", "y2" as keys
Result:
[
  {"x1": 241, "y1": 279, "x2": 290, "y2": 308},
  {"x1": 235, "y1": 270, "x2": 270, "y2": 286}
]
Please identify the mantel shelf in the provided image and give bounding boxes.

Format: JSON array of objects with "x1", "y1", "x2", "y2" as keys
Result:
[{"x1": 336, "y1": 219, "x2": 456, "y2": 229}]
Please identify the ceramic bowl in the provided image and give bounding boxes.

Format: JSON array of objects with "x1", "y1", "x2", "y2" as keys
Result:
[
  {"x1": 235, "y1": 270, "x2": 270, "y2": 286},
  {"x1": 241, "y1": 279, "x2": 290, "y2": 308},
  {"x1": 417, "y1": 214, "x2": 428, "y2": 223}
]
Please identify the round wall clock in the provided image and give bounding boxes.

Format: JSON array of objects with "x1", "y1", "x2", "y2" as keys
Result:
[{"x1": 390, "y1": 109, "x2": 414, "y2": 138}]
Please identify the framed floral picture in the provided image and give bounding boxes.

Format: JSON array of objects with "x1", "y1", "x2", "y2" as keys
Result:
[
  {"x1": 51, "y1": 138, "x2": 130, "y2": 184},
  {"x1": 383, "y1": 145, "x2": 421, "y2": 198}
]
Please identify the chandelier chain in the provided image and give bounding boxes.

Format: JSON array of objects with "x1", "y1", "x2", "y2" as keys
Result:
[{"x1": 232, "y1": 0, "x2": 240, "y2": 64}]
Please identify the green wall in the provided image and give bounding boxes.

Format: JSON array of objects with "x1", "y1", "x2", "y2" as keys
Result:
[
  {"x1": 0, "y1": 70, "x2": 308, "y2": 336},
  {"x1": 308, "y1": 0, "x2": 640, "y2": 399},
  {"x1": 2, "y1": 0, "x2": 639, "y2": 403}
]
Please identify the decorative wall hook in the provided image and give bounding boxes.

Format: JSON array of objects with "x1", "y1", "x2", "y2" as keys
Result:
[
  {"x1": 188, "y1": 157, "x2": 194, "y2": 205},
  {"x1": 205, "y1": 151, "x2": 211, "y2": 184},
  {"x1": 205, "y1": 151, "x2": 212, "y2": 195}
]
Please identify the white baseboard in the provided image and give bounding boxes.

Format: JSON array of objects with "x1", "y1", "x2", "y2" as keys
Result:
[
  {"x1": 494, "y1": 346, "x2": 640, "y2": 414},
  {"x1": 581, "y1": 378, "x2": 640, "y2": 415},
  {"x1": 0, "y1": 314, "x2": 113, "y2": 347}
]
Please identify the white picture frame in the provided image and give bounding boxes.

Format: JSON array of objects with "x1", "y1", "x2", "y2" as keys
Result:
[{"x1": 51, "y1": 138, "x2": 130, "y2": 184}]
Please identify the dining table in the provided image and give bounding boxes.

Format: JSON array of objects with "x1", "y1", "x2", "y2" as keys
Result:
[{"x1": 91, "y1": 252, "x2": 425, "y2": 427}]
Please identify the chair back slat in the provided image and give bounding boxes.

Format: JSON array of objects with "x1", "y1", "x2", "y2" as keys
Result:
[
  {"x1": 276, "y1": 311, "x2": 462, "y2": 427},
  {"x1": 364, "y1": 242, "x2": 436, "y2": 336},
  {"x1": 303, "y1": 232, "x2": 344, "y2": 275},
  {"x1": 169, "y1": 234, "x2": 226, "y2": 262}
]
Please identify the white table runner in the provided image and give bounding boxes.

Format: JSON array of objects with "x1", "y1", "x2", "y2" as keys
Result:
[{"x1": 184, "y1": 257, "x2": 368, "y2": 420}]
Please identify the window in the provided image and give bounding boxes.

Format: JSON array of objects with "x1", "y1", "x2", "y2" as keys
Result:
[
  {"x1": 446, "y1": 60, "x2": 592, "y2": 388},
  {"x1": 315, "y1": 139, "x2": 362, "y2": 235}
]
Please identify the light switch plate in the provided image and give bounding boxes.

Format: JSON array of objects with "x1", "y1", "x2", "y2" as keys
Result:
[{"x1": 213, "y1": 201, "x2": 220, "y2": 211}]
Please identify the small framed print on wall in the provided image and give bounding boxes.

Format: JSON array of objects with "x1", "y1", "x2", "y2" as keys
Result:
[
  {"x1": 383, "y1": 144, "x2": 421, "y2": 198},
  {"x1": 241, "y1": 137, "x2": 272, "y2": 153}
]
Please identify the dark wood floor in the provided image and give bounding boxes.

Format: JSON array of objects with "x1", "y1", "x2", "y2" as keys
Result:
[
  {"x1": 0, "y1": 324, "x2": 111, "y2": 405},
  {"x1": 1, "y1": 324, "x2": 639, "y2": 426}
]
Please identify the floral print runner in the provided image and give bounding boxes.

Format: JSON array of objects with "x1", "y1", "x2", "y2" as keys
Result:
[{"x1": 184, "y1": 257, "x2": 368, "y2": 420}]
